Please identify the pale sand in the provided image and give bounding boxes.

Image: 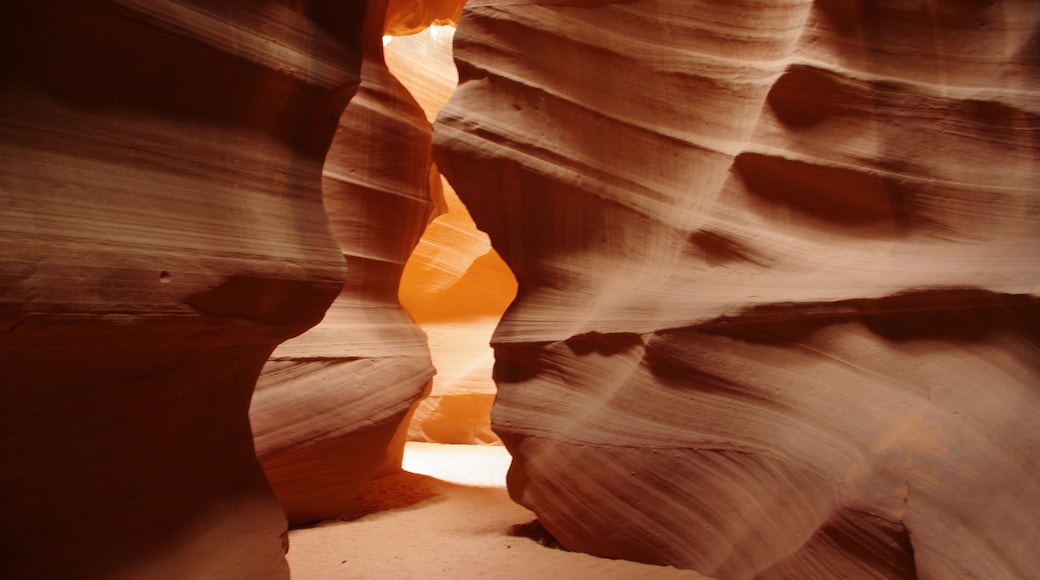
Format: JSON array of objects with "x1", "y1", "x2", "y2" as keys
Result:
[{"x1": 287, "y1": 442, "x2": 709, "y2": 579}]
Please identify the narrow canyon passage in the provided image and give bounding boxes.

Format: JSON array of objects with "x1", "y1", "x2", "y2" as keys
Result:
[
  {"x1": 245, "y1": 10, "x2": 519, "y2": 530},
  {"x1": 390, "y1": 26, "x2": 518, "y2": 446}
]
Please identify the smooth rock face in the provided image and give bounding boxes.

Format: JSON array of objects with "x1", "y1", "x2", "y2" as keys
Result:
[
  {"x1": 0, "y1": 1, "x2": 364, "y2": 577},
  {"x1": 249, "y1": 0, "x2": 444, "y2": 526},
  {"x1": 434, "y1": 1, "x2": 1040, "y2": 578}
]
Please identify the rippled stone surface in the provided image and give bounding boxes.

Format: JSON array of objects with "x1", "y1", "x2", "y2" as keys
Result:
[{"x1": 434, "y1": 1, "x2": 1040, "y2": 577}]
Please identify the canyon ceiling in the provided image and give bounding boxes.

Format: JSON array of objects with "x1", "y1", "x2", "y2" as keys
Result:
[{"x1": 1, "y1": 0, "x2": 1037, "y2": 579}]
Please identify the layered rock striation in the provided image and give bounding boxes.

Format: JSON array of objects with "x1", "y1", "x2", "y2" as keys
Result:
[
  {"x1": 1, "y1": 1, "x2": 366, "y2": 577},
  {"x1": 249, "y1": 0, "x2": 447, "y2": 526},
  {"x1": 434, "y1": 1, "x2": 1040, "y2": 578}
]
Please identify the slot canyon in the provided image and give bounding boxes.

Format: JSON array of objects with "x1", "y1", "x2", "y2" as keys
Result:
[{"x1": 1, "y1": 0, "x2": 1038, "y2": 578}]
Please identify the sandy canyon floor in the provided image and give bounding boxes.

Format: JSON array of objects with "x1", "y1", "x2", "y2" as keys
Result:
[{"x1": 286, "y1": 443, "x2": 709, "y2": 579}]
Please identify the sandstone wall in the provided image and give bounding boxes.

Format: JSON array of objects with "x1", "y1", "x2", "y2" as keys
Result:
[
  {"x1": 249, "y1": 0, "x2": 445, "y2": 525},
  {"x1": 0, "y1": 1, "x2": 366, "y2": 577},
  {"x1": 434, "y1": 1, "x2": 1040, "y2": 577}
]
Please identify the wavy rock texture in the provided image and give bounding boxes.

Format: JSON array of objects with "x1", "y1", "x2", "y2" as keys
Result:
[
  {"x1": 0, "y1": 1, "x2": 365, "y2": 577},
  {"x1": 434, "y1": 1, "x2": 1040, "y2": 578},
  {"x1": 249, "y1": 1, "x2": 449, "y2": 526},
  {"x1": 388, "y1": 27, "x2": 518, "y2": 445}
]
